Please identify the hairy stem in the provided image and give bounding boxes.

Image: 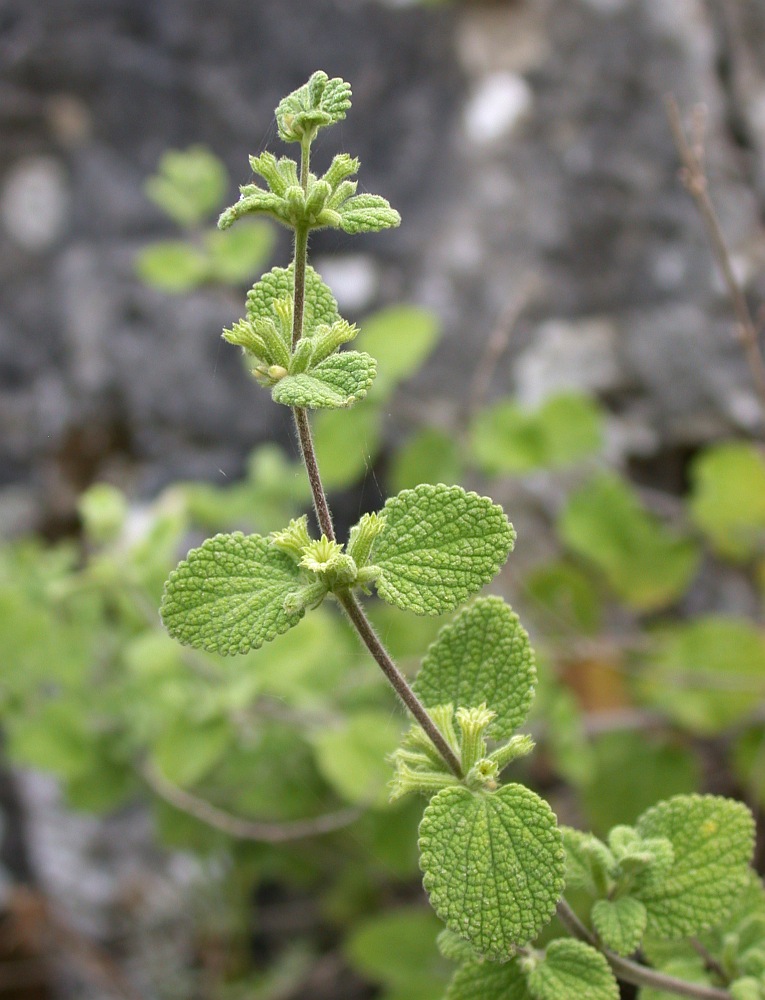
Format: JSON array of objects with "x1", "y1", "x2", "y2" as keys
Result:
[
  {"x1": 294, "y1": 406, "x2": 335, "y2": 541},
  {"x1": 288, "y1": 130, "x2": 461, "y2": 781},
  {"x1": 556, "y1": 899, "x2": 732, "y2": 1000},
  {"x1": 336, "y1": 588, "x2": 464, "y2": 779}
]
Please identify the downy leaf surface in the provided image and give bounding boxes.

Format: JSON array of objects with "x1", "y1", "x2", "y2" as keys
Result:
[
  {"x1": 445, "y1": 959, "x2": 531, "y2": 1000},
  {"x1": 634, "y1": 794, "x2": 755, "y2": 938},
  {"x1": 591, "y1": 896, "x2": 647, "y2": 956},
  {"x1": 271, "y1": 352, "x2": 377, "y2": 409},
  {"x1": 419, "y1": 784, "x2": 564, "y2": 956},
  {"x1": 161, "y1": 533, "x2": 307, "y2": 655},
  {"x1": 413, "y1": 596, "x2": 535, "y2": 740},
  {"x1": 371, "y1": 485, "x2": 516, "y2": 616},
  {"x1": 528, "y1": 939, "x2": 619, "y2": 1000},
  {"x1": 246, "y1": 264, "x2": 338, "y2": 334}
]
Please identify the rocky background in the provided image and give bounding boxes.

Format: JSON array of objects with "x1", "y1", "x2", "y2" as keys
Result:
[
  {"x1": 2, "y1": 0, "x2": 765, "y2": 996},
  {"x1": 2, "y1": 0, "x2": 764, "y2": 537}
]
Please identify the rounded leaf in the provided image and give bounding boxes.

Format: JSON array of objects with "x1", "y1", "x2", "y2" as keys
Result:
[
  {"x1": 634, "y1": 794, "x2": 755, "y2": 938},
  {"x1": 419, "y1": 784, "x2": 564, "y2": 957},
  {"x1": 160, "y1": 533, "x2": 305, "y2": 655},
  {"x1": 591, "y1": 896, "x2": 647, "y2": 956},
  {"x1": 528, "y1": 939, "x2": 619, "y2": 1000},
  {"x1": 372, "y1": 485, "x2": 516, "y2": 616},
  {"x1": 413, "y1": 596, "x2": 535, "y2": 739}
]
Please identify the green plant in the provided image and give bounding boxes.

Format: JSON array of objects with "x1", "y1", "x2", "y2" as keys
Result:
[{"x1": 158, "y1": 72, "x2": 763, "y2": 999}]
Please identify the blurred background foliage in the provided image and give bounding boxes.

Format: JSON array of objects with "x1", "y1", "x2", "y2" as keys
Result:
[
  {"x1": 1, "y1": 147, "x2": 764, "y2": 998},
  {"x1": 3, "y1": 0, "x2": 765, "y2": 997}
]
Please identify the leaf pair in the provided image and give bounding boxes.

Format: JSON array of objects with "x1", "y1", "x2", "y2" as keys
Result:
[
  {"x1": 160, "y1": 484, "x2": 515, "y2": 655},
  {"x1": 218, "y1": 74, "x2": 399, "y2": 236},
  {"x1": 224, "y1": 264, "x2": 376, "y2": 409}
]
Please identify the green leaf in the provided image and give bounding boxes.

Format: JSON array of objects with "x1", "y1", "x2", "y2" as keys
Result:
[
  {"x1": 356, "y1": 306, "x2": 441, "y2": 400},
  {"x1": 559, "y1": 473, "x2": 700, "y2": 611},
  {"x1": 472, "y1": 393, "x2": 603, "y2": 476},
  {"x1": 413, "y1": 596, "x2": 535, "y2": 740},
  {"x1": 523, "y1": 561, "x2": 602, "y2": 635},
  {"x1": 77, "y1": 483, "x2": 128, "y2": 545},
  {"x1": 637, "y1": 617, "x2": 765, "y2": 734},
  {"x1": 528, "y1": 940, "x2": 619, "y2": 1000},
  {"x1": 204, "y1": 220, "x2": 274, "y2": 285},
  {"x1": 372, "y1": 485, "x2": 516, "y2": 616},
  {"x1": 150, "y1": 717, "x2": 232, "y2": 787},
  {"x1": 136, "y1": 241, "x2": 208, "y2": 292},
  {"x1": 390, "y1": 427, "x2": 463, "y2": 494},
  {"x1": 336, "y1": 193, "x2": 401, "y2": 234},
  {"x1": 271, "y1": 352, "x2": 377, "y2": 409},
  {"x1": 591, "y1": 897, "x2": 647, "y2": 956},
  {"x1": 160, "y1": 532, "x2": 307, "y2": 655},
  {"x1": 581, "y1": 731, "x2": 700, "y2": 835},
  {"x1": 310, "y1": 710, "x2": 403, "y2": 807},
  {"x1": 560, "y1": 827, "x2": 614, "y2": 896},
  {"x1": 634, "y1": 794, "x2": 756, "y2": 938},
  {"x1": 688, "y1": 443, "x2": 765, "y2": 562},
  {"x1": 346, "y1": 908, "x2": 448, "y2": 1000},
  {"x1": 275, "y1": 71, "x2": 352, "y2": 143},
  {"x1": 145, "y1": 146, "x2": 227, "y2": 227},
  {"x1": 446, "y1": 959, "x2": 531, "y2": 1000},
  {"x1": 312, "y1": 404, "x2": 382, "y2": 490},
  {"x1": 419, "y1": 784, "x2": 564, "y2": 955},
  {"x1": 246, "y1": 264, "x2": 338, "y2": 334}
]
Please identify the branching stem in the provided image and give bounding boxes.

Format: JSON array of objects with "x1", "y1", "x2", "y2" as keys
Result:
[{"x1": 556, "y1": 899, "x2": 732, "y2": 1000}]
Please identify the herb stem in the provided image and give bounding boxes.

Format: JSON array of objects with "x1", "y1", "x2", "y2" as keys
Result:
[
  {"x1": 294, "y1": 405, "x2": 335, "y2": 541},
  {"x1": 335, "y1": 588, "x2": 464, "y2": 779},
  {"x1": 556, "y1": 899, "x2": 732, "y2": 1000}
]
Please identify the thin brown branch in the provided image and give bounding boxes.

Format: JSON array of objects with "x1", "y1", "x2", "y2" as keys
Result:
[
  {"x1": 666, "y1": 96, "x2": 765, "y2": 416},
  {"x1": 556, "y1": 899, "x2": 732, "y2": 999},
  {"x1": 468, "y1": 273, "x2": 540, "y2": 413},
  {"x1": 335, "y1": 588, "x2": 464, "y2": 779},
  {"x1": 141, "y1": 760, "x2": 361, "y2": 842},
  {"x1": 293, "y1": 406, "x2": 336, "y2": 541}
]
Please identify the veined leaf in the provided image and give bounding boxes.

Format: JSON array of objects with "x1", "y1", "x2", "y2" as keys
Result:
[
  {"x1": 275, "y1": 71, "x2": 352, "y2": 143},
  {"x1": 372, "y1": 485, "x2": 515, "y2": 616},
  {"x1": 634, "y1": 794, "x2": 755, "y2": 938},
  {"x1": 271, "y1": 352, "x2": 376, "y2": 409},
  {"x1": 160, "y1": 532, "x2": 306, "y2": 655},
  {"x1": 246, "y1": 264, "x2": 338, "y2": 334},
  {"x1": 528, "y1": 939, "x2": 619, "y2": 1000},
  {"x1": 337, "y1": 193, "x2": 401, "y2": 234},
  {"x1": 413, "y1": 597, "x2": 535, "y2": 739},
  {"x1": 591, "y1": 897, "x2": 647, "y2": 956},
  {"x1": 419, "y1": 784, "x2": 564, "y2": 956},
  {"x1": 445, "y1": 959, "x2": 531, "y2": 1000}
]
